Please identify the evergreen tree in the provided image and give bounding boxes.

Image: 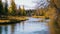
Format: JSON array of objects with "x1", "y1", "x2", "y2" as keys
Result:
[
  {"x1": 22, "y1": 5, "x2": 26, "y2": 16},
  {"x1": 18, "y1": 6, "x2": 22, "y2": 16},
  {"x1": 4, "y1": 0, "x2": 8, "y2": 15},
  {"x1": 0, "y1": 0, "x2": 3, "y2": 16},
  {"x1": 10, "y1": 0, "x2": 17, "y2": 16}
]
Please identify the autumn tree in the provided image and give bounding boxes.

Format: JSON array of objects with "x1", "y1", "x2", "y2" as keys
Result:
[
  {"x1": 33, "y1": 0, "x2": 49, "y2": 16},
  {"x1": 48, "y1": 0, "x2": 60, "y2": 34}
]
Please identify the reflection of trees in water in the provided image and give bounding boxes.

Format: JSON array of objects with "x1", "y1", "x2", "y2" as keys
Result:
[
  {"x1": 11, "y1": 24, "x2": 16, "y2": 34},
  {"x1": 5, "y1": 26, "x2": 8, "y2": 34},
  {"x1": 0, "y1": 26, "x2": 2, "y2": 34},
  {"x1": 22, "y1": 21, "x2": 24, "y2": 30},
  {"x1": 0, "y1": 26, "x2": 8, "y2": 34},
  {"x1": 0, "y1": 24, "x2": 16, "y2": 34}
]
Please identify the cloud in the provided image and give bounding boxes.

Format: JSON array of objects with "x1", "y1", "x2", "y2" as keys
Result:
[{"x1": 15, "y1": 0, "x2": 36, "y2": 9}]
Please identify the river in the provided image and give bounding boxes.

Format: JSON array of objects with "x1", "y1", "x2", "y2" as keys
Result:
[{"x1": 0, "y1": 17, "x2": 50, "y2": 34}]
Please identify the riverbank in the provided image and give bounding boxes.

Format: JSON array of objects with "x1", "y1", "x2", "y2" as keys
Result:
[
  {"x1": 8, "y1": 16, "x2": 28, "y2": 21},
  {"x1": 0, "y1": 17, "x2": 49, "y2": 34},
  {"x1": 0, "y1": 16, "x2": 28, "y2": 24},
  {"x1": 0, "y1": 20, "x2": 10, "y2": 23},
  {"x1": 32, "y1": 16, "x2": 45, "y2": 18}
]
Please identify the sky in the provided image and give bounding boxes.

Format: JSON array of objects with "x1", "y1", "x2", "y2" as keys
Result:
[{"x1": 2, "y1": 0, "x2": 50, "y2": 10}]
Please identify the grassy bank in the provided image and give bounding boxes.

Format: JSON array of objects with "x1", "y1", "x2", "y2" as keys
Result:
[
  {"x1": 0, "y1": 16, "x2": 28, "y2": 23},
  {"x1": 8, "y1": 16, "x2": 28, "y2": 21},
  {"x1": 0, "y1": 20, "x2": 10, "y2": 23},
  {"x1": 32, "y1": 16, "x2": 45, "y2": 18}
]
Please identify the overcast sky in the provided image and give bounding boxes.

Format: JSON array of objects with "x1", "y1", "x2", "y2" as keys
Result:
[{"x1": 2, "y1": 0, "x2": 49, "y2": 10}]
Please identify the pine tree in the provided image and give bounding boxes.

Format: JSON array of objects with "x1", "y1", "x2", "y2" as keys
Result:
[
  {"x1": 10, "y1": 0, "x2": 17, "y2": 16},
  {"x1": 18, "y1": 6, "x2": 22, "y2": 16},
  {"x1": 22, "y1": 5, "x2": 26, "y2": 16},
  {"x1": 4, "y1": 0, "x2": 8, "y2": 15},
  {"x1": 0, "y1": 0, "x2": 3, "y2": 16}
]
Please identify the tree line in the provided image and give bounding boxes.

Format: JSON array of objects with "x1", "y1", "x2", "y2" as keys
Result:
[{"x1": 0, "y1": 0, "x2": 26, "y2": 16}]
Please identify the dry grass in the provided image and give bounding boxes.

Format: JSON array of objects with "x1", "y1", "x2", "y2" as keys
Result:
[
  {"x1": 0, "y1": 20, "x2": 10, "y2": 23},
  {"x1": 0, "y1": 16, "x2": 28, "y2": 23},
  {"x1": 8, "y1": 16, "x2": 28, "y2": 20},
  {"x1": 32, "y1": 16, "x2": 45, "y2": 18}
]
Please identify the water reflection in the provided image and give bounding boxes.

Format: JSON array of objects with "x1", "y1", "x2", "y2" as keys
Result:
[
  {"x1": 0, "y1": 26, "x2": 2, "y2": 34},
  {"x1": 0, "y1": 17, "x2": 49, "y2": 34},
  {"x1": 5, "y1": 26, "x2": 8, "y2": 34},
  {"x1": 11, "y1": 24, "x2": 15, "y2": 34}
]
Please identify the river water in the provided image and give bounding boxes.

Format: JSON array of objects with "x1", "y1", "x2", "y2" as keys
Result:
[{"x1": 0, "y1": 17, "x2": 50, "y2": 34}]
